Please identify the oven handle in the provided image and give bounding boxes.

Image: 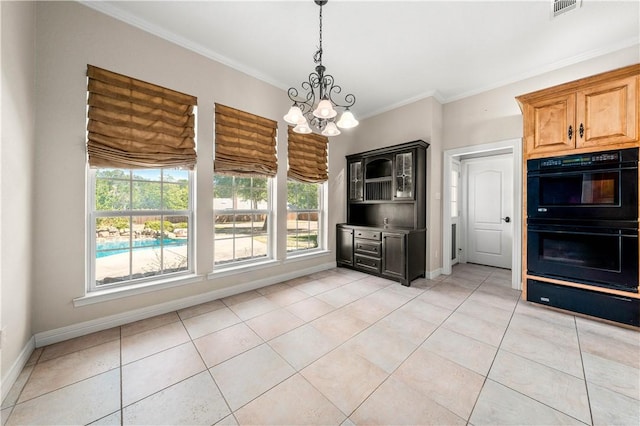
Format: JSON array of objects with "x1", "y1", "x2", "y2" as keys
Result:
[
  {"x1": 528, "y1": 165, "x2": 638, "y2": 177},
  {"x1": 528, "y1": 225, "x2": 638, "y2": 238}
]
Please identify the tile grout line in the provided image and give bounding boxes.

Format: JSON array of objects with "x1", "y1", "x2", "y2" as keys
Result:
[
  {"x1": 119, "y1": 325, "x2": 123, "y2": 426},
  {"x1": 180, "y1": 310, "x2": 237, "y2": 424},
  {"x1": 464, "y1": 273, "x2": 522, "y2": 424},
  {"x1": 574, "y1": 316, "x2": 595, "y2": 426}
]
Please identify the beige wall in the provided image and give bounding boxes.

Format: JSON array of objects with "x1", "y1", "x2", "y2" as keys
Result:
[
  {"x1": 443, "y1": 45, "x2": 640, "y2": 150},
  {"x1": 31, "y1": 1, "x2": 348, "y2": 334},
  {"x1": 350, "y1": 98, "x2": 445, "y2": 275},
  {"x1": 350, "y1": 45, "x2": 639, "y2": 276},
  {"x1": 1, "y1": 1, "x2": 36, "y2": 389}
]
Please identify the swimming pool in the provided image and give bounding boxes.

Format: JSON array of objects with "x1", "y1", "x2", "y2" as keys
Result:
[{"x1": 96, "y1": 238, "x2": 187, "y2": 258}]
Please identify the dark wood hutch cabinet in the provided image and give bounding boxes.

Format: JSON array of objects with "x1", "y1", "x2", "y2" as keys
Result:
[{"x1": 337, "y1": 140, "x2": 429, "y2": 286}]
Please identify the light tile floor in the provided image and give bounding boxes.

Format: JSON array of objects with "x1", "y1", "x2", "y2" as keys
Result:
[{"x1": 2, "y1": 263, "x2": 639, "y2": 425}]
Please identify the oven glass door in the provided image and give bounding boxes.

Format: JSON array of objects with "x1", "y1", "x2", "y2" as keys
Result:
[
  {"x1": 541, "y1": 171, "x2": 618, "y2": 205},
  {"x1": 527, "y1": 222, "x2": 639, "y2": 292},
  {"x1": 527, "y1": 167, "x2": 637, "y2": 220}
]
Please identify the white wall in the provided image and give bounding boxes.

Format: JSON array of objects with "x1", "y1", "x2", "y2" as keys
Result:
[
  {"x1": 31, "y1": 1, "x2": 347, "y2": 334},
  {"x1": 1, "y1": 1, "x2": 36, "y2": 392}
]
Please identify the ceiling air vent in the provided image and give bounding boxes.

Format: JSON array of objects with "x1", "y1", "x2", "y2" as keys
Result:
[{"x1": 552, "y1": 0, "x2": 582, "y2": 18}]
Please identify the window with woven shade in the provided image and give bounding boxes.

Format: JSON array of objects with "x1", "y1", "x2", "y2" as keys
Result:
[
  {"x1": 86, "y1": 65, "x2": 197, "y2": 292},
  {"x1": 286, "y1": 127, "x2": 328, "y2": 255},
  {"x1": 213, "y1": 104, "x2": 278, "y2": 266},
  {"x1": 86, "y1": 65, "x2": 197, "y2": 169}
]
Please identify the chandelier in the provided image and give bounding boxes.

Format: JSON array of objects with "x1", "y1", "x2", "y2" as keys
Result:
[{"x1": 283, "y1": 0, "x2": 359, "y2": 137}]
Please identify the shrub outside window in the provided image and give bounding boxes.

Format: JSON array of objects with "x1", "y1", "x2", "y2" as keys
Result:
[
  {"x1": 213, "y1": 174, "x2": 271, "y2": 265},
  {"x1": 287, "y1": 180, "x2": 322, "y2": 253},
  {"x1": 89, "y1": 168, "x2": 193, "y2": 290}
]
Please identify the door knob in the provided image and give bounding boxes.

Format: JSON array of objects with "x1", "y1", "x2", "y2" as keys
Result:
[{"x1": 502, "y1": 216, "x2": 511, "y2": 223}]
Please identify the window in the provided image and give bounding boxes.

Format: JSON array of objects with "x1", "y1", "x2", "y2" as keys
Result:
[
  {"x1": 287, "y1": 180, "x2": 323, "y2": 253},
  {"x1": 213, "y1": 174, "x2": 271, "y2": 265},
  {"x1": 86, "y1": 66, "x2": 197, "y2": 292},
  {"x1": 286, "y1": 127, "x2": 327, "y2": 255},
  {"x1": 89, "y1": 168, "x2": 193, "y2": 290}
]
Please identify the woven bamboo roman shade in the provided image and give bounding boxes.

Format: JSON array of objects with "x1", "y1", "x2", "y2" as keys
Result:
[
  {"x1": 214, "y1": 103, "x2": 278, "y2": 177},
  {"x1": 287, "y1": 127, "x2": 328, "y2": 183},
  {"x1": 86, "y1": 65, "x2": 197, "y2": 169}
]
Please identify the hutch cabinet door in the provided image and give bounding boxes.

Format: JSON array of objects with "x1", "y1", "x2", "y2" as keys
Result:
[
  {"x1": 524, "y1": 93, "x2": 576, "y2": 155},
  {"x1": 336, "y1": 226, "x2": 354, "y2": 266},
  {"x1": 381, "y1": 232, "x2": 406, "y2": 280},
  {"x1": 576, "y1": 76, "x2": 638, "y2": 148},
  {"x1": 348, "y1": 159, "x2": 364, "y2": 201},
  {"x1": 394, "y1": 151, "x2": 414, "y2": 200}
]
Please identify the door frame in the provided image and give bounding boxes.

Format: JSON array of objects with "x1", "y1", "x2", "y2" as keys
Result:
[
  {"x1": 450, "y1": 159, "x2": 461, "y2": 266},
  {"x1": 442, "y1": 139, "x2": 523, "y2": 290}
]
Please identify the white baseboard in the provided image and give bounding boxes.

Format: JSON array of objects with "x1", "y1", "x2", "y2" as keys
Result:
[
  {"x1": 34, "y1": 261, "x2": 335, "y2": 348},
  {"x1": 1, "y1": 336, "x2": 35, "y2": 403}
]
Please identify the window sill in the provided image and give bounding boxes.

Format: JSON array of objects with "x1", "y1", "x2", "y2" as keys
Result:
[
  {"x1": 285, "y1": 249, "x2": 331, "y2": 263},
  {"x1": 208, "y1": 259, "x2": 280, "y2": 280},
  {"x1": 73, "y1": 274, "x2": 205, "y2": 307}
]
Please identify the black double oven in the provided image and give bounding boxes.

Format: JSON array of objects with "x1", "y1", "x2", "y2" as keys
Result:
[{"x1": 526, "y1": 147, "x2": 639, "y2": 326}]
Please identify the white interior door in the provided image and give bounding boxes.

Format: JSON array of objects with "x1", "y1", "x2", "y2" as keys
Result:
[{"x1": 464, "y1": 154, "x2": 513, "y2": 269}]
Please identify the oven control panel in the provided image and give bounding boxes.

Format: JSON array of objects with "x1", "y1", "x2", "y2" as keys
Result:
[{"x1": 529, "y1": 147, "x2": 638, "y2": 172}]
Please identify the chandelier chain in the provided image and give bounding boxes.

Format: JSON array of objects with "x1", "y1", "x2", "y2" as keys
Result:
[{"x1": 314, "y1": 2, "x2": 323, "y2": 65}]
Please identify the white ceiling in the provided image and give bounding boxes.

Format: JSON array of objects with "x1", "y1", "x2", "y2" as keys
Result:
[{"x1": 83, "y1": 0, "x2": 639, "y2": 119}]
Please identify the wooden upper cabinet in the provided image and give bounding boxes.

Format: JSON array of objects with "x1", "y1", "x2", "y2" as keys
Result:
[
  {"x1": 576, "y1": 76, "x2": 637, "y2": 148},
  {"x1": 518, "y1": 64, "x2": 639, "y2": 158},
  {"x1": 523, "y1": 92, "x2": 576, "y2": 154}
]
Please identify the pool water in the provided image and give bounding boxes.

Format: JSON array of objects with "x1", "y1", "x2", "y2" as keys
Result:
[{"x1": 96, "y1": 238, "x2": 187, "y2": 258}]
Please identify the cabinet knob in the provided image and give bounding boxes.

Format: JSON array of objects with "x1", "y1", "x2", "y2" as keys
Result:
[
  {"x1": 568, "y1": 125, "x2": 573, "y2": 140},
  {"x1": 579, "y1": 123, "x2": 584, "y2": 138}
]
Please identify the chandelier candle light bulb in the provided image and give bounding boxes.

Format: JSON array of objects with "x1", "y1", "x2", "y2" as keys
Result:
[
  {"x1": 284, "y1": 0, "x2": 358, "y2": 137},
  {"x1": 313, "y1": 98, "x2": 337, "y2": 119}
]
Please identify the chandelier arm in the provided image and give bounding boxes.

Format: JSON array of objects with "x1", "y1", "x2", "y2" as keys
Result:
[
  {"x1": 287, "y1": 87, "x2": 300, "y2": 103},
  {"x1": 322, "y1": 74, "x2": 357, "y2": 109}
]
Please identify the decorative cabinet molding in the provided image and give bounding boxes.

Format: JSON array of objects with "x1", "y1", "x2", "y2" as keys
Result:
[
  {"x1": 576, "y1": 76, "x2": 637, "y2": 149},
  {"x1": 337, "y1": 140, "x2": 429, "y2": 286},
  {"x1": 517, "y1": 64, "x2": 639, "y2": 159},
  {"x1": 348, "y1": 160, "x2": 363, "y2": 201},
  {"x1": 336, "y1": 226, "x2": 354, "y2": 266},
  {"x1": 520, "y1": 92, "x2": 576, "y2": 154}
]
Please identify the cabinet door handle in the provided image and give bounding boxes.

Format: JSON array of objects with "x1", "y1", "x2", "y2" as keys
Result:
[
  {"x1": 579, "y1": 123, "x2": 584, "y2": 138},
  {"x1": 568, "y1": 125, "x2": 573, "y2": 140}
]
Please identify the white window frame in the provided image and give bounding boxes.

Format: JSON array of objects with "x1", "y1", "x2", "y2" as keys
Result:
[
  {"x1": 213, "y1": 174, "x2": 274, "y2": 268},
  {"x1": 86, "y1": 168, "x2": 195, "y2": 293}
]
